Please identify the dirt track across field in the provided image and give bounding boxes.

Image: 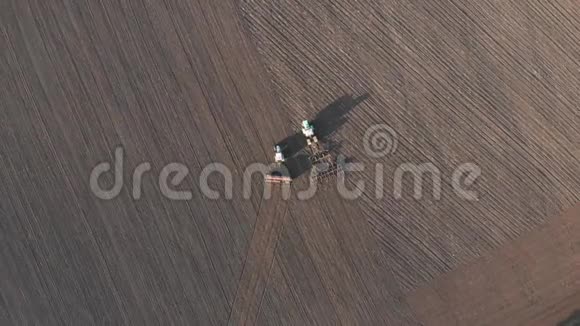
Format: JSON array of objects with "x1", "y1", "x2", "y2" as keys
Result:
[{"x1": 1, "y1": 0, "x2": 579, "y2": 324}]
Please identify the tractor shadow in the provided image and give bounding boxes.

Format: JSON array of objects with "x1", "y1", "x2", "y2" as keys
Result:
[
  {"x1": 277, "y1": 93, "x2": 369, "y2": 179},
  {"x1": 313, "y1": 93, "x2": 369, "y2": 141},
  {"x1": 276, "y1": 132, "x2": 309, "y2": 179},
  {"x1": 558, "y1": 310, "x2": 580, "y2": 326}
]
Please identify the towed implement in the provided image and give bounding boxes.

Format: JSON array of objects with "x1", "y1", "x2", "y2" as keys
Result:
[
  {"x1": 309, "y1": 146, "x2": 342, "y2": 182},
  {"x1": 312, "y1": 161, "x2": 342, "y2": 181},
  {"x1": 301, "y1": 120, "x2": 342, "y2": 181}
]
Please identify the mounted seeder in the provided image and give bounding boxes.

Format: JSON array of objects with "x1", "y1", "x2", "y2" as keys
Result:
[{"x1": 265, "y1": 145, "x2": 292, "y2": 184}]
